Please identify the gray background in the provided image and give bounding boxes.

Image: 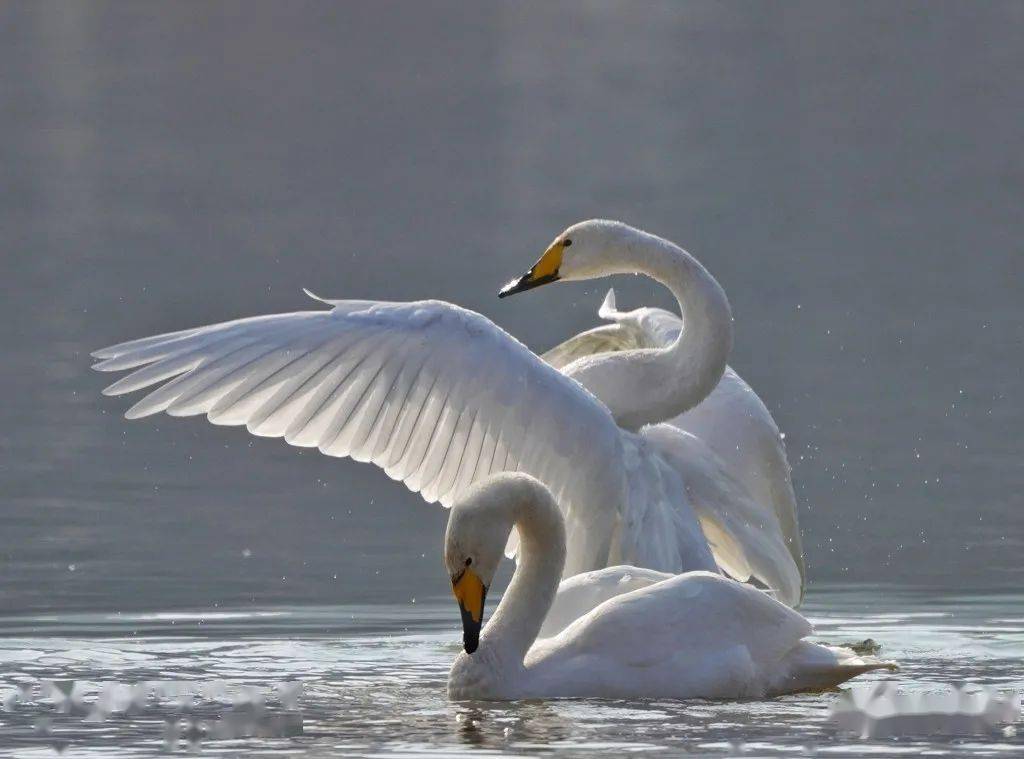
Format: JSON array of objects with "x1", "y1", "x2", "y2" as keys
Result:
[{"x1": 2, "y1": 1, "x2": 1021, "y2": 613}]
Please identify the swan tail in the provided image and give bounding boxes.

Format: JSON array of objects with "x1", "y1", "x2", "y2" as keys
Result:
[{"x1": 770, "y1": 641, "x2": 897, "y2": 695}]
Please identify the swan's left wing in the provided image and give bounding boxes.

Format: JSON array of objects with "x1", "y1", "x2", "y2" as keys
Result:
[
  {"x1": 540, "y1": 572, "x2": 810, "y2": 673},
  {"x1": 533, "y1": 572, "x2": 891, "y2": 698},
  {"x1": 640, "y1": 424, "x2": 803, "y2": 607},
  {"x1": 92, "y1": 295, "x2": 625, "y2": 568},
  {"x1": 666, "y1": 369, "x2": 805, "y2": 604}
]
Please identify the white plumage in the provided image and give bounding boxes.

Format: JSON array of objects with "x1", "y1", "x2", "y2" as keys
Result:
[
  {"x1": 93, "y1": 219, "x2": 804, "y2": 596},
  {"x1": 544, "y1": 287, "x2": 805, "y2": 604},
  {"x1": 445, "y1": 474, "x2": 893, "y2": 701},
  {"x1": 539, "y1": 565, "x2": 673, "y2": 638}
]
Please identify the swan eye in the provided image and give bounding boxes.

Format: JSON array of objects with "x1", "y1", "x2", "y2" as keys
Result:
[
  {"x1": 465, "y1": 557, "x2": 472, "y2": 567},
  {"x1": 562, "y1": 238, "x2": 572, "y2": 247}
]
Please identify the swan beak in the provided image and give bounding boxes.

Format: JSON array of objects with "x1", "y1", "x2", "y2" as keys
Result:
[
  {"x1": 452, "y1": 568, "x2": 488, "y2": 654},
  {"x1": 499, "y1": 240, "x2": 564, "y2": 298}
]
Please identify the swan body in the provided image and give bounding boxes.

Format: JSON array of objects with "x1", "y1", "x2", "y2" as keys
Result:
[
  {"x1": 545, "y1": 288, "x2": 805, "y2": 604},
  {"x1": 446, "y1": 473, "x2": 893, "y2": 701},
  {"x1": 540, "y1": 562, "x2": 784, "y2": 639},
  {"x1": 91, "y1": 220, "x2": 796, "y2": 594},
  {"x1": 539, "y1": 565, "x2": 672, "y2": 638}
]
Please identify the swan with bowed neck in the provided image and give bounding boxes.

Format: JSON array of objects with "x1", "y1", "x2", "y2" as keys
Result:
[
  {"x1": 446, "y1": 473, "x2": 893, "y2": 701},
  {"x1": 92, "y1": 219, "x2": 799, "y2": 598}
]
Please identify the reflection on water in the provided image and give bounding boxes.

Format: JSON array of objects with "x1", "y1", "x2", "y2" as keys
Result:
[{"x1": 1, "y1": 586, "x2": 1021, "y2": 757}]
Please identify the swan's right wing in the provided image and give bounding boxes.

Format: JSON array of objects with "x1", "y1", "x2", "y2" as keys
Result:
[{"x1": 93, "y1": 297, "x2": 625, "y2": 565}]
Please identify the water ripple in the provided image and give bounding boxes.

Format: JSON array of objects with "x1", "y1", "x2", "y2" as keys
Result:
[{"x1": 0, "y1": 586, "x2": 1021, "y2": 757}]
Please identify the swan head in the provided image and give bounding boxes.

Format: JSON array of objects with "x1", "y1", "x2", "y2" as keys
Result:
[
  {"x1": 499, "y1": 219, "x2": 640, "y2": 297},
  {"x1": 444, "y1": 473, "x2": 549, "y2": 653}
]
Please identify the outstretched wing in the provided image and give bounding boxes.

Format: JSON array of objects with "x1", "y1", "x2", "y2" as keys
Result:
[{"x1": 93, "y1": 296, "x2": 625, "y2": 563}]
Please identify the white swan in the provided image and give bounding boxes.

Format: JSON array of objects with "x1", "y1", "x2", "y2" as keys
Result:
[
  {"x1": 446, "y1": 473, "x2": 893, "y2": 701},
  {"x1": 541, "y1": 288, "x2": 805, "y2": 604},
  {"x1": 91, "y1": 219, "x2": 798, "y2": 595}
]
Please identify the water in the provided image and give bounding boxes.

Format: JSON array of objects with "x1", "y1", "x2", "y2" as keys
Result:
[
  {"x1": 2, "y1": 1, "x2": 1023, "y2": 756},
  {"x1": 2, "y1": 1, "x2": 1021, "y2": 613},
  {"x1": 1, "y1": 586, "x2": 1021, "y2": 756}
]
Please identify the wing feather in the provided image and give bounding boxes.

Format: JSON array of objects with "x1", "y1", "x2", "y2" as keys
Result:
[
  {"x1": 94, "y1": 300, "x2": 624, "y2": 530},
  {"x1": 451, "y1": 412, "x2": 487, "y2": 499},
  {"x1": 208, "y1": 335, "x2": 346, "y2": 426},
  {"x1": 352, "y1": 346, "x2": 427, "y2": 463}
]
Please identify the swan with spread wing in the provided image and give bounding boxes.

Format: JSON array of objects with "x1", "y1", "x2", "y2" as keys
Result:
[{"x1": 92, "y1": 220, "x2": 802, "y2": 602}]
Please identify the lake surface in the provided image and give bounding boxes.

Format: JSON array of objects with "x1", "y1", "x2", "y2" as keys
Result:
[
  {"x1": 2, "y1": 2, "x2": 1022, "y2": 756},
  {"x1": 1, "y1": 585, "x2": 1022, "y2": 757},
  {"x1": 2, "y1": 1, "x2": 1021, "y2": 615}
]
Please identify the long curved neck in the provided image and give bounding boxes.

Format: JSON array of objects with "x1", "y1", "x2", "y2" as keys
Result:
[
  {"x1": 571, "y1": 229, "x2": 733, "y2": 430},
  {"x1": 480, "y1": 490, "x2": 566, "y2": 667}
]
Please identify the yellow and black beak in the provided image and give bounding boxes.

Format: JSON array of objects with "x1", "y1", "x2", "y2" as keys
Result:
[
  {"x1": 452, "y1": 567, "x2": 488, "y2": 653},
  {"x1": 499, "y1": 238, "x2": 566, "y2": 298}
]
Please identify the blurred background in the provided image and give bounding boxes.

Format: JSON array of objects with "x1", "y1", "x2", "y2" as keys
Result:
[{"x1": 2, "y1": 1, "x2": 1021, "y2": 613}]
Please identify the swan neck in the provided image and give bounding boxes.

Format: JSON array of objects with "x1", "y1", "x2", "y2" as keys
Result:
[
  {"x1": 481, "y1": 488, "x2": 565, "y2": 666},
  {"x1": 606, "y1": 230, "x2": 733, "y2": 427}
]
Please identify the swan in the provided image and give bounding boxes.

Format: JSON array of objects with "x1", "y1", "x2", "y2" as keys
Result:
[
  {"x1": 91, "y1": 219, "x2": 799, "y2": 596},
  {"x1": 446, "y1": 473, "x2": 893, "y2": 701},
  {"x1": 541, "y1": 288, "x2": 806, "y2": 604}
]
